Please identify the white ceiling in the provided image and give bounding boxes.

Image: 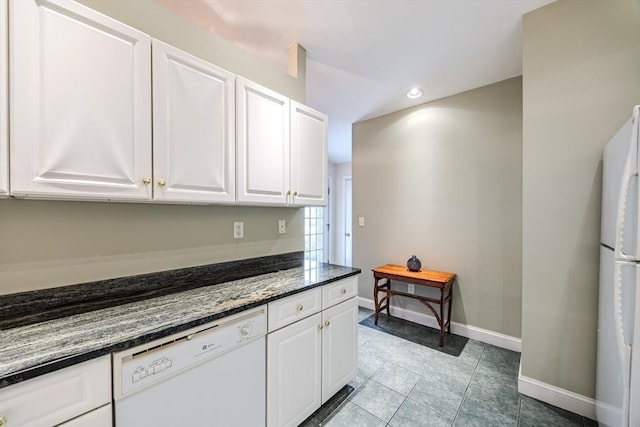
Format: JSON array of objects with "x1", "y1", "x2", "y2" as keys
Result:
[{"x1": 162, "y1": 0, "x2": 555, "y2": 163}]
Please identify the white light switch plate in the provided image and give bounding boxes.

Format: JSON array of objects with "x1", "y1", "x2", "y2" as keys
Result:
[{"x1": 358, "y1": 216, "x2": 365, "y2": 227}]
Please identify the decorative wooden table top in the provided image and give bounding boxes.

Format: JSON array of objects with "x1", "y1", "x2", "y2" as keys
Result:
[{"x1": 372, "y1": 264, "x2": 456, "y2": 286}]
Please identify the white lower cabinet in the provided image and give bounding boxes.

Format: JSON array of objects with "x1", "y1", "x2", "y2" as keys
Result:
[
  {"x1": 321, "y1": 298, "x2": 358, "y2": 403},
  {"x1": 267, "y1": 312, "x2": 323, "y2": 427},
  {"x1": 267, "y1": 277, "x2": 359, "y2": 427},
  {"x1": 0, "y1": 355, "x2": 111, "y2": 427}
]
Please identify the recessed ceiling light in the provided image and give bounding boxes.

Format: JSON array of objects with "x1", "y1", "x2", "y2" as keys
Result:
[{"x1": 406, "y1": 88, "x2": 423, "y2": 99}]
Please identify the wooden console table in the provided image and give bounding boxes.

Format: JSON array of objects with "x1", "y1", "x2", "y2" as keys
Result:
[{"x1": 372, "y1": 264, "x2": 456, "y2": 346}]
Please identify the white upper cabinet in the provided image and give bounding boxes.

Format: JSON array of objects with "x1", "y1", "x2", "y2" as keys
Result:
[
  {"x1": 0, "y1": 0, "x2": 7, "y2": 196},
  {"x1": 236, "y1": 76, "x2": 290, "y2": 205},
  {"x1": 10, "y1": 0, "x2": 152, "y2": 201},
  {"x1": 152, "y1": 40, "x2": 235, "y2": 203},
  {"x1": 236, "y1": 78, "x2": 328, "y2": 207},
  {"x1": 290, "y1": 101, "x2": 327, "y2": 206}
]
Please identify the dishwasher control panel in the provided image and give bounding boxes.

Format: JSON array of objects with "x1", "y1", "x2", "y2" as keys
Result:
[{"x1": 113, "y1": 306, "x2": 267, "y2": 399}]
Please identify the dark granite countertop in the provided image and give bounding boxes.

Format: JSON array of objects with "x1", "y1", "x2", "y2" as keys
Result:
[{"x1": 0, "y1": 253, "x2": 360, "y2": 389}]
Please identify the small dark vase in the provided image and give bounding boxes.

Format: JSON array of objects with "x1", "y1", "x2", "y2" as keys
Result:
[{"x1": 407, "y1": 255, "x2": 422, "y2": 272}]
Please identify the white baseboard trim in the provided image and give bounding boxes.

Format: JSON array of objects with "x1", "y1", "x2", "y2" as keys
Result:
[
  {"x1": 518, "y1": 364, "x2": 596, "y2": 420},
  {"x1": 357, "y1": 297, "x2": 521, "y2": 352}
]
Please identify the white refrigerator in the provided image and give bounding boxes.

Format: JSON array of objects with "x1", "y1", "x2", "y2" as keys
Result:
[{"x1": 597, "y1": 105, "x2": 640, "y2": 427}]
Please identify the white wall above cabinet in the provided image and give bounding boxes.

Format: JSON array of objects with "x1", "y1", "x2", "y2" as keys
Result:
[
  {"x1": 9, "y1": 0, "x2": 152, "y2": 201},
  {"x1": 236, "y1": 76, "x2": 291, "y2": 205},
  {"x1": 0, "y1": 0, "x2": 8, "y2": 196},
  {"x1": 152, "y1": 39, "x2": 235, "y2": 204}
]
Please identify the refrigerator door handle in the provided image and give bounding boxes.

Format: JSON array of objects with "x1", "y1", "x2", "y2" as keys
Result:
[
  {"x1": 613, "y1": 261, "x2": 632, "y2": 426},
  {"x1": 615, "y1": 156, "x2": 638, "y2": 261}
]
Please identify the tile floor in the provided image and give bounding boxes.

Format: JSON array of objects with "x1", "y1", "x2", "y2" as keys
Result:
[{"x1": 300, "y1": 308, "x2": 596, "y2": 427}]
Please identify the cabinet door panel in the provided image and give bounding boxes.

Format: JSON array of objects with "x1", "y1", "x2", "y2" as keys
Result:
[
  {"x1": 10, "y1": 0, "x2": 151, "y2": 200},
  {"x1": 237, "y1": 77, "x2": 289, "y2": 205},
  {"x1": 152, "y1": 40, "x2": 235, "y2": 203},
  {"x1": 290, "y1": 102, "x2": 327, "y2": 206},
  {"x1": 267, "y1": 312, "x2": 322, "y2": 427},
  {"x1": 322, "y1": 298, "x2": 358, "y2": 403}
]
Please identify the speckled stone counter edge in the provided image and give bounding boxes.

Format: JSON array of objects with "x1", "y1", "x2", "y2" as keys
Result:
[
  {"x1": 0, "y1": 251, "x2": 304, "y2": 329},
  {"x1": 0, "y1": 257, "x2": 361, "y2": 389}
]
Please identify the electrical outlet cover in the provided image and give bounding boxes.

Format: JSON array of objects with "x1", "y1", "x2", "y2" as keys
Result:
[{"x1": 234, "y1": 222, "x2": 244, "y2": 239}]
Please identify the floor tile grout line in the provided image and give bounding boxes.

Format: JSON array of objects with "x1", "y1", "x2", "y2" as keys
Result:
[
  {"x1": 347, "y1": 398, "x2": 389, "y2": 426},
  {"x1": 516, "y1": 394, "x2": 522, "y2": 427},
  {"x1": 451, "y1": 345, "x2": 486, "y2": 426}
]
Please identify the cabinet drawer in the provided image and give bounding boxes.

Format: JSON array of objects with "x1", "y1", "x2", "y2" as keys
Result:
[
  {"x1": 322, "y1": 276, "x2": 358, "y2": 309},
  {"x1": 58, "y1": 404, "x2": 112, "y2": 427},
  {"x1": 0, "y1": 356, "x2": 111, "y2": 427},
  {"x1": 268, "y1": 288, "x2": 322, "y2": 332}
]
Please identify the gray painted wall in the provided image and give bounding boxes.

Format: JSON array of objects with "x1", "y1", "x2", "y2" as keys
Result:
[
  {"x1": 352, "y1": 77, "x2": 523, "y2": 337},
  {"x1": 521, "y1": 0, "x2": 640, "y2": 398},
  {"x1": 0, "y1": 1, "x2": 305, "y2": 295}
]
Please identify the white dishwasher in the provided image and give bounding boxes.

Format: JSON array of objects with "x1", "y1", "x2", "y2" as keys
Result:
[{"x1": 113, "y1": 305, "x2": 267, "y2": 427}]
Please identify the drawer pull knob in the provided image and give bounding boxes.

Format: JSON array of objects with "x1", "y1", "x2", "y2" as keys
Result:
[
  {"x1": 0, "y1": 416, "x2": 7, "y2": 426},
  {"x1": 324, "y1": 320, "x2": 330, "y2": 327},
  {"x1": 158, "y1": 179, "x2": 166, "y2": 187},
  {"x1": 341, "y1": 288, "x2": 347, "y2": 294},
  {"x1": 297, "y1": 304, "x2": 304, "y2": 312},
  {"x1": 142, "y1": 177, "x2": 151, "y2": 185}
]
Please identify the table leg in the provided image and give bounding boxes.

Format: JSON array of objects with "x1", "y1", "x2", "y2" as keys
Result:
[
  {"x1": 439, "y1": 288, "x2": 445, "y2": 347},
  {"x1": 373, "y1": 277, "x2": 380, "y2": 325},
  {"x1": 447, "y1": 284, "x2": 453, "y2": 334},
  {"x1": 385, "y1": 279, "x2": 391, "y2": 316}
]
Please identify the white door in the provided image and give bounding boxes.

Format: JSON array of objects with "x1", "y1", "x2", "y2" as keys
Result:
[
  {"x1": 267, "y1": 313, "x2": 322, "y2": 427},
  {"x1": 236, "y1": 77, "x2": 290, "y2": 205},
  {"x1": 152, "y1": 39, "x2": 235, "y2": 203},
  {"x1": 10, "y1": 0, "x2": 152, "y2": 201},
  {"x1": 290, "y1": 101, "x2": 327, "y2": 206},
  {"x1": 344, "y1": 176, "x2": 353, "y2": 266},
  {"x1": 321, "y1": 298, "x2": 358, "y2": 403},
  {"x1": 0, "y1": 0, "x2": 7, "y2": 196}
]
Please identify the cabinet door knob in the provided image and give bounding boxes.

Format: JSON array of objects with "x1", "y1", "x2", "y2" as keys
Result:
[
  {"x1": 142, "y1": 177, "x2": 151, "y2": 185},
  {"x1": 297, "y1": 304, "x2": 304, "y2": 312},
  {"x1": 318, "y1": 324, "x2": 323, "y2": 330},
  {"x1": 341, "y1": 288, "x2": 347, "y2": 294},
  {"x1": 287, "y1": 190, "x2": 291, "y2": 195},
  {"x1": 158, "y1": 179, "x2": 166, "y2": 187},
  {"x1": 324, "y1": 320, "x2": 330, "y2": 327},
  {"x1": 0, "y1": 416, "x2": 7, "y2": 426}
]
